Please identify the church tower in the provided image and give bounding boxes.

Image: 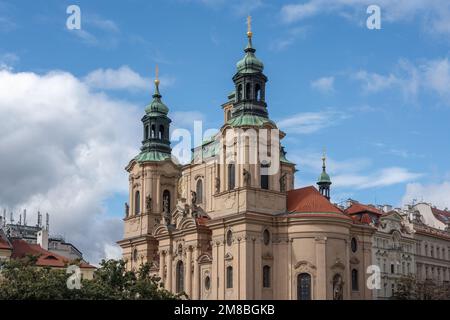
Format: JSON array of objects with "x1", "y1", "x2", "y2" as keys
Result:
[
  {"x1": 317, "y1": 152, "x2": 332, "y2": 200},
  {"x1": 118, "y1": 67, "x2": 181, "y2": 271}
]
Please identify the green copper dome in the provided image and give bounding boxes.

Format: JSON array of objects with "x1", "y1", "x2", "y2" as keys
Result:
[
  {"x1": 317, "y1": 155, "x2": 332, "y2": 185},
  {"x1": 145, "y1": 81, "x2": 169, "y2": 115},
  {"x1": 236, "y1": 39, "x2": 264, "y2": 74},
  {"x1": 318, "y1": 171, "x2": 331, "y2": 184}
]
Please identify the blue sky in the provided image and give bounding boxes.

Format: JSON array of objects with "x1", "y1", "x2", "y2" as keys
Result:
[{"x1": 1, "y1": 0, "x2": 450, "y2": 263}]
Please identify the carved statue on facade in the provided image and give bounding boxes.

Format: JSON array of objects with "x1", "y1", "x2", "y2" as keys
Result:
[
  {"x1": 243, "y1": 169, "x2": 251, "y2": 187},
  {"x1": 146, "y1": 195, "x2": 152, "y2": 212},
  {"x1": 191, "y1": 190, "x2": 197, "y2": 206},
  {"x1": 163, "y1": 194, "x2": 170, "y2": 214},
  {"x1": 333, "y1": 274, "x2": 343, "y2": 300},
  {"x1": 124, "y1": 202, "x2": 129, "y2": 217}
]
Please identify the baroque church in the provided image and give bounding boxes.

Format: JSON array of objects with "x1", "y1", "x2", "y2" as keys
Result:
[{"x1": 117, "y1": 18, "x2": 375, "y2": 300}]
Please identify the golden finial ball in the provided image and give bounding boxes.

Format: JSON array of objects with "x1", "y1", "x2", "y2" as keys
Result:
[
  {"x1": 247, "y1": 31, "x2": 253, "y2": 38},
  {"x1": 154, "y1": 79, "x2": 160, "y2": 85}
]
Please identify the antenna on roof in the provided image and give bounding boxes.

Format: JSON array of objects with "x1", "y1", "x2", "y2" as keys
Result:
[
  {"x1": 46, "y1": 213, "x2": 49, "y2": 232},
  {"x1": 37, "y1": 211, "x2": 42, "y2": 227}
]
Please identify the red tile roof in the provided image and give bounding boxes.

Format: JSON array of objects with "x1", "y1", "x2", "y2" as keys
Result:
[
  {"x1": 0, "y1": 230, "x2": 12, "y2": 250},
  {"x1": 345, "y1": 202, "x2": 383, "y2": 216},
  {"x1": 287, "y1": 186, "x2": 347, "y2": 217},
  {"x1": 431, "y1": 207, "x2": 450, "y2": 224},
  {"x1": 11, "y1": 239, "x2": 95, "y2": 269}
]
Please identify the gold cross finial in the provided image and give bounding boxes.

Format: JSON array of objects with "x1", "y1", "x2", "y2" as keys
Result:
[
  {"x1": 247, "y1": 15, "x2": 253, "y2": 38},
  {"x1": 322, "y1": 147, "x2": 327, "y2": 168},
  {"x1": 154, "y1": 64, "x2": 160, "y2": 86}
]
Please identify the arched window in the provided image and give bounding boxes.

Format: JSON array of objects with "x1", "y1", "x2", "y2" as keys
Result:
[
  {"x1": 237, "y1": 84, "x2": 243, "y2": 101},
  {"x1": 163, "y1": 190, "x2": 171, "y2": 214},
  {"x1": 297, "y1": 273, "x2": 311, "y2": 300},
  {"x1": 255, "y1": 83, "x2": 261, "y2": 100},
  {"x1": 228, "y1": 163, "x2": 235, "y2": 190},
  {"x1": 145, "y1": 125, "x2": 149, "y2": 139},
  {"x1": 263, "y1": 265, "x2": 271, "y2": 288},
  {"x1": 226, "y1": 266, "x2": 233, "y2": 288},
  {"x1": 159, "y1": 125, "x2": 164, "y2": 139},
  {"x1": 245, "y1": 83, "x2": 251, "y2": 100},
  {"x1": 151, "y1": 124, "x2": 156, "y2": 138},
  {"x1": 176, "y1": 261, "x2": 184, "y2": 293},
  {"x1": 196, "y1": 179, "x2": 203, "y2": 204},
  {"x1": 132, "y1": 248, "x2": 138, "y2": 262},
  {"x1": 134, "y1": 191, "x2": 140, "y2": 215},
  {"x1": 351, "y1": 269, "x2": 359, "y2": 291},
  {"x1": 227, "y1": 110, "x2": 232, "y2": 121},
  {"x1": 260, "y1": 164, "x2": 269, "y2": 190}
]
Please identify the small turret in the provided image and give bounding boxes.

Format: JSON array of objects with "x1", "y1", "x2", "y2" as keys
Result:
[{"x1": 317, "y1": 151, "x2": 332, "y2": 200}]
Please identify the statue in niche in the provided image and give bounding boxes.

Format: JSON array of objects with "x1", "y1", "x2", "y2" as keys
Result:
[
  {"x1": 215, "y1": 177, "x2": 220, "y2": 194},
  {"x1": 164, "y1": 213, "x2": 171, "y2": 226},
  {"x1": 146, "y1": 195, "x2": 152, "y2": 212},
  {"x1": 191, "y1": 191, "x2": 197, "y2": 206},
  {"x1": 280, "y1": 173, "x2": 287, "y2": 192},
  {"x1": 243, "y1": 169, "x2": 251, "y2": 187},
  {"x1": 124, "y1": 202, "x2": 129, "y2": 217},
  {"x1": 163, "y1": 194, "x2": 170, "y2": 214},
  {"x1": 332, "y1": 274, "x2": 343, "y2": 300}
]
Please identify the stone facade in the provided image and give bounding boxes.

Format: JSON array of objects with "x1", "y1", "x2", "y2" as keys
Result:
[{"x1": 118, "y1": 24, "x2": 375, "y2": 300}]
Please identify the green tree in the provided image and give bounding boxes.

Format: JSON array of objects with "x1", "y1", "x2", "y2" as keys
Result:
[
  {"x1": 392, "y1": 275, "x2": 450, "y2": 300},
  {"x1": 0, "y1": 257, "x2": 180, "y2": 300}
]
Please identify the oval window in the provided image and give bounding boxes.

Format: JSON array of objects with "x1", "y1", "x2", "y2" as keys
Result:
[
  {"x1": 351, "y1": 237, "x2": 357, "y2": 253},
  {"x1": 226, "y1": 230, "x2": 233, "y2": 246}
]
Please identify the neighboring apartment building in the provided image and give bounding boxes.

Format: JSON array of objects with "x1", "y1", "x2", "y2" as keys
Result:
[
  {"x1": 0, "y1": 212, "x2": 96, "y2": 279},
  {"x1": 407, "y1": 203, "x2": 450, "y2": 285}
]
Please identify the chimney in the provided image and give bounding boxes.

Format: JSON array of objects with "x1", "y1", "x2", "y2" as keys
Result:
[
  {"x1": 23, "y1": 209, "x2": 27, "y2": 226},
  {"x1": 45, "y1": 213, "x2": 49, "y2": 232},
  {"x1": 37, "y1": 228, "x2": 49, "y2": 250}
]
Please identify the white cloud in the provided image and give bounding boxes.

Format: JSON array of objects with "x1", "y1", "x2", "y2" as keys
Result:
[
  {"x1": 353, "y1": 70, "x2": 398, "y2": 93},
  {"x1": 0, "y1": 69, "x2": 142, "y2": 264},
  {"x1": 311, "y1": 76, "x2": 335, "y2": 93},
  {"x1": 402, "y1": 181, "x2": 450, "y2": 209},
  {"x1": 0, "y1": 52, "x2": 18, "y2": 71},
  {"x1": 280, "y1": 0, "x2": 450, "y2": 36},
  {"x1": 277, "y1": 110, "x2": 349, "y2": 134},
  {"x1": 333, "y1": 167, "x2": 422, "y2": 189},
  {"x1": 422, "y1": 58, "x2": 450, "y2": 96},
  {"x1": 84, "y1": 65, "x2": 175, "y2": 92},
  {"x1": 270, "y1": 27, "x2": 308, "y2": 52},
  {"x1": 352, "y1": 58, "x2": 450, "y2": 103}
]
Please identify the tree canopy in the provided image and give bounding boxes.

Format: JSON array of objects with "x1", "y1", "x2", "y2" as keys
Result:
[{"x1": 0, "y1": 257, "x2": 181, "y2": 300}]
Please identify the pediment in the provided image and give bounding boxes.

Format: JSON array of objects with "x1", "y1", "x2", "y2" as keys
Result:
[
  {"x1": 224, "y1": 252, "x2": 233, "y2": 261},
  {"x1": 331, "y1": 258, "x2": 345, "y2": 270},
  {"x1": 350, "y1": 256, "x2": 360, "y2": 265},
  {"x1": 198, "y1": 253, "x2": 212, "y2": 265},
  {"x1": 294, "y1": 260, "x2": 316, "y2": 270}
]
